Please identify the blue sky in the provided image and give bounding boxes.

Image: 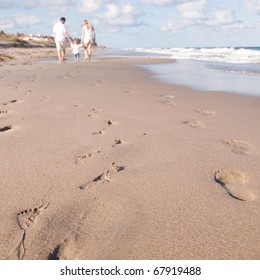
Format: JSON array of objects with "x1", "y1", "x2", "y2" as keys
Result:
[{"x1": 1, "y1": 0, "x2": 260, "y2": 48}]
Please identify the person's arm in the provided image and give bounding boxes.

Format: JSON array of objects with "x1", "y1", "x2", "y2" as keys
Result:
[
  {"x1": 63, "y1": 25, "x2": 72, "y2": 43},
  {"x1": 65, "y1": 31, "x2": 72, "y2": 43}
]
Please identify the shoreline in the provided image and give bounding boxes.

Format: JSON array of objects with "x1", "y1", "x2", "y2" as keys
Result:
[{"x1": 0, "y1": 47, "x2": 260, "y2": 260}]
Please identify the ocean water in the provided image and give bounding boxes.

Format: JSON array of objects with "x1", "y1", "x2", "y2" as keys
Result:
[{"x1": 104, "y1": 47, "x2": 260, "y2": 97}]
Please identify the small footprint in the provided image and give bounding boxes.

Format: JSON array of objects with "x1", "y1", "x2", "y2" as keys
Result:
[
  {"x1": 225, "y1": 139, "x2": 250, "y2": 155},
  {"x1": 92, "y1": 80, "x2": 106, "y2": 87},
  {"x1": 0, "y1": 125, "x2": 14, "y2": 133},
  {"x1": 112, "y1": 139, "x2": 127, "y2": 147},
  {"x1": 2, "y1": 100, "x2": 18, "y2": 106},
  {"x1": 0, "y1": 110, "x2": 9, "y2": 116},
  {"x1": 197, "y1": 109, "x2": 215, "y2": 116},
  {"x1": 183, "y1": 120, "x2": 205, "y2": 128},
  {"x1": 160, "y1": 100, "x2": 177, "y2": 106},
  {"x1": 88, "y1": 107, "x2": 102, "y2": 118},
  {"x1": 75, "y1": 150, "x2": 101, "y2": 164},
  {"x1": 80, "y1": 162, "x2": 125, "y2": 190},
  {"x1": 16, "y1": 203, "x2": 49, "y2": 259},
  {"x1": 92, "y1": 129, "x2": 105, "y2": 135},
  {"x1": 24, "y1": 90, "x2": 32, "y2": 96},
  {"x1": 214, "y1": 169, "x2": 256, "y2": 201},
  {"x1": 107, "y1": 120, "x2": 118, "y2": 126},
  {"x1": 48, "y1": 237, "x2": 77, "y2": 260}
]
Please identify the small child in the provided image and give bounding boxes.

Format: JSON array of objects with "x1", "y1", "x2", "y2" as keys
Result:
[{"x1": 70, "y1": 40, "x2": 83, "y2": 62}]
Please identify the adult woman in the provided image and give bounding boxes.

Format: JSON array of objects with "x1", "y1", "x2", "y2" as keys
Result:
[{"x1": 81, "y1": 20, "x2": 96, "y2": 61}]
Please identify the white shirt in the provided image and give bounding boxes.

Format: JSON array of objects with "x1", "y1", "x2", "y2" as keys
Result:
[
  {"x1": 53, "y1": 21, "x2": 67, "y2": 42},
  {"x1": 70, "y1": 43, "x2": 83, "y2": 54}
]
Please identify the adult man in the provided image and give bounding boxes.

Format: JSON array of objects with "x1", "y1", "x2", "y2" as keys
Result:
[{"x1": 53, "y1": 17, "x2": 72, "y2": 61}]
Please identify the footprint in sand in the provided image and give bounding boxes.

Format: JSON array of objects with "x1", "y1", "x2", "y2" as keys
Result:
[
  {"x1": 88, "y1": 107, "x2": 102, "y2": 118},
  {"x1": 107, "y1": 120, "x2": 118, "y2": 126},
  {"x1": 92, "y1": 129, "x2": 105, "y2": 136},
  {"x1": 16, "y1": 203, "x2": 49, "y2": 259},
  {"x1": 75, "y1": 150, "x2": 101, "y2": 164},
  {"x1": 48, "y1": 237, "x2": 77, "y2": 260},
  {"x1": 0, "y1": 125, "x2": 15, "y2": 133},
  {"x1": 197, "y1": 109, "x2": 216, "y2": 116},
  {"x1": 24, "y1": 90, "x2": 33, "y2": 96},
  {"x1": 2, "y1": 100, "x2": 18, "y2": 106},
  {"x1": 225, "y1": 139, "x2": 250, "y2": 155},
  {"x1": 183, "y1": 120, "x2": 205, "y2": 128},
  {"x1": 112, "y1": 139, "x2": 128, "y2": 147},
  {"x1": 0, "y1": 110, "x2": 9, "y2": 116},
  {"x1": 80, "y1": 162, "x2": 125, "y2": 190},
  {"x1": 92, "y1": 80, "x2": 106, "y2": 87},
  {"x1": 160, "y1": 100, "x2": 177, "y2": 106},
  {"x1": 214, "y1": 169, "x2": 256, "y2": 201},
  {"x1": 123, "y1": 86, "x2": 140, "y2": 95}
]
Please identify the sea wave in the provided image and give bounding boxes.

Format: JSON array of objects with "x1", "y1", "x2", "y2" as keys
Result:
[{"x1": 121, "y1": 47, "x2": 260, "y2": 64}]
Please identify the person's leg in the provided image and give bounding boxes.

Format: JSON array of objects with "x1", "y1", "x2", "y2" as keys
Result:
[
  {"x1": 55, "y1": 41, "x2": 62, "y2": 61},
  {"x1": 61, "y1": 47, "x2": 66, "y2": 61},
  {"x1": 87, "y1": 43, "x2": 92, "y2": 61}
]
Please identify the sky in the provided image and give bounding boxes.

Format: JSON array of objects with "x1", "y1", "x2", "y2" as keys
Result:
[{"x1": 1, "y1": 0, "x2": 260, "y2": 48}]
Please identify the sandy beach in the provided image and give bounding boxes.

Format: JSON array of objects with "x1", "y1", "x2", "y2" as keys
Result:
[{"x1": 0, "y1": 47, "x2": 260, "y2": 260}]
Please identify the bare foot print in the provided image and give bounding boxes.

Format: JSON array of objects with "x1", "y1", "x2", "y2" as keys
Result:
[
  {"x1": 112, "y1": 139, "x2": 128, "y2": 147},
  {"x1": 225, "y1": 139, "x2": 250, "y2": 155},
  {"x1": 48, "y1": 237, "x2": 78, "y2": 260},
  {"x1": 92, "y1": 129, "x2": 105, "y2": 135},
  {"x1": 88, "y1": 107, "x2": 102, "y2": 118},
  {"x1": 92, "y1": 80, "x2": 106, "y2": 87},
  {"x1": 80, "y1": 162, "x2": 125, "y2": 190},
  {"x1": 75, "y1": 150, "x2": 101, "y2": 164},
  {"x1": 123, "y1": 86, "x2": 140, "y2": 94},
  {"x1": 2, "y1": 99, "x2": 23, "y2": 106},
  {"x1": 16, "y1": 203, "x2": 49, "y2": 259},
  {"x1": 183, "y1": 120, "x2": 205, "y2": 128},
  {"x1": 24, "y1": 90, "x2": 32, "y2": 96},
  {"x1": 0, "y1": 125, "x2": 15, "y2": 133},
  {"x1": 197, "y1": 109, "x2": 216, "y2": 116},
  {"x1": 0, "y1": 110, "x2": 9, "y2": 116},
  {"x1": 107, "y1": 120, "x2": 118, "y2": 126},
  {"x1": 214, "y1": 169, "x2": 256, "y2": 201},
  {"x1": 160, "y1": 100, "x2": 177, "y2": 106}
]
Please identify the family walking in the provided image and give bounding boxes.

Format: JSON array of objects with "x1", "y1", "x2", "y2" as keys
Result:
[{"x1": 52, "y1": 17, "x2": 96, "y2": 62}]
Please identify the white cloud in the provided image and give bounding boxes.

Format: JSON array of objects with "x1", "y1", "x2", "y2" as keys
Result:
[
  {"x1": 14, "y1": 14, "x2": 41, "y2": 26},
  {"x1": 76, "y1": 0, "x2": 107, "y2": 13},
  {"x1": 101, "y1": 2, "x2": 143, "y2": 26},
  {"x1": 245, "y1": 0, "x2": 260, "y2": 14},
  {"x1": 0, "y1": 18, "x2": 15, "y2": 30},
  {"x1": 142, "y1": 0, "x2": 194, "y2": 5},
  {"x1": 177, "y1": 0, "x2": 207, "y2": 20},
  {"x1": 163, "y1": 0, "x2": 245, "y2": 32},
  {"x1": 0, "y1": 0, "x2": 18, "y2": 9}
]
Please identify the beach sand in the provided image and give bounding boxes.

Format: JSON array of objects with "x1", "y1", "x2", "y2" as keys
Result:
[{"x1": 0, "y1": 47, "x2": 260, "y2": 260}]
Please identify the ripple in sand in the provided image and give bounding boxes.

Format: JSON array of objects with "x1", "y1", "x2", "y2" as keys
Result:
[{"x1": 214, "y1": 169, "x2": 255, "y2": 201}]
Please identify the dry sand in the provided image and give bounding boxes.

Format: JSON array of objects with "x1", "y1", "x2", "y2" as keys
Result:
[{"x1": 0, "y1": 47, "x2": 260, "y2": 260}]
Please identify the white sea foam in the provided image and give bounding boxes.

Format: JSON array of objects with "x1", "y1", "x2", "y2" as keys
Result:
[{"x1": 122, "y1": 47, "x2": 260, "y2": 64}]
